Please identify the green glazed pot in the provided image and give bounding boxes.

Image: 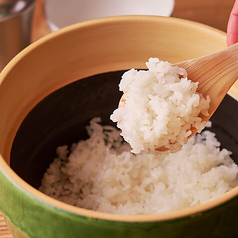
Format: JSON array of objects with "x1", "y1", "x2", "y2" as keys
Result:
[{"x1": 0, "y1": 16, "x2": 238, "y2": 238}]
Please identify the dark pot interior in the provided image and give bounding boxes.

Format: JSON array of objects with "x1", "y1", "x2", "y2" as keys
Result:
[{"x1": 10, "y1": 71, "x2": 238, "y2": 189}]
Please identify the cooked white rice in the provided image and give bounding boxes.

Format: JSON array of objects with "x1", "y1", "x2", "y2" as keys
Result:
[
  {"x1": 110, "y1": 58, "x2": 210, "y2": 154},
  {"x1": 39, "y1": 118, "x2": 238, "y2": 215}
]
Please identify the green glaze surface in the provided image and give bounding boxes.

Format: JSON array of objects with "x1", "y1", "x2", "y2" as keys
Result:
[
  {"x1": 5, "y1": 218, "x2": 29, "y2": 238},
  {"x1": 1, "y1": 167, "x2": 238, "y2": 238}
]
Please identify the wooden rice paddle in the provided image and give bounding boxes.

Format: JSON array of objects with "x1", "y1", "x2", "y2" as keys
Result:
[
  {"x1": 120, "y1": 43, "x2": 238, "y2": 151},
  {"x1": 173, "y1": 42, "x2": 238, "y2": 140}
]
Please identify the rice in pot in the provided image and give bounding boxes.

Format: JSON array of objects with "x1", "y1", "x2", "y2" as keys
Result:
[
  {"x1": 39, "y1": 59, "x2": 237, "y2": 215},
  {"x1": 39, "y1": 118, "x2": 238, "y2": 215}
]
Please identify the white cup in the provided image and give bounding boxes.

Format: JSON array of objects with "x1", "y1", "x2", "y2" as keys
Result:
[{"x1": 45, "y1": 0, "x2": 175, "y2": 32}]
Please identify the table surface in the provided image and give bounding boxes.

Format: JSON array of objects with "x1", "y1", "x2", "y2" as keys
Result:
[{"x1": 0, "y1": 0, "x2": 236, "y2": 237}]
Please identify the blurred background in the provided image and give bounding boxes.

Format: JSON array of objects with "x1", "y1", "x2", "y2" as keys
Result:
[
  {"x1": 32, "y1": 0, "x2": 235, "y2": 40},
  {"x1": 0, "y1": 0, "x2": 235, "y2": 72}
]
